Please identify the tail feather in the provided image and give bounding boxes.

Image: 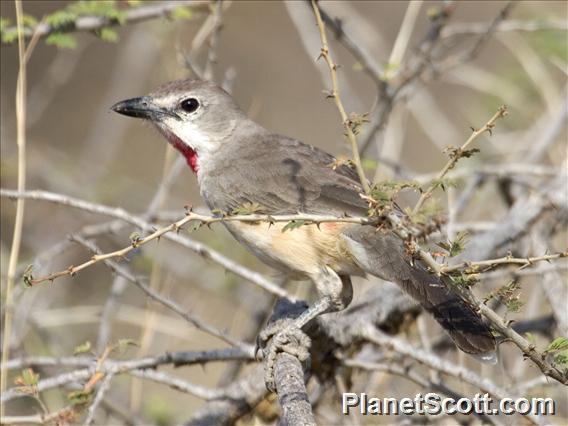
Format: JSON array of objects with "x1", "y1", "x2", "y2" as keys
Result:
[{"x1": 343, "y1": 227, "x2": 496, "y2": 357}]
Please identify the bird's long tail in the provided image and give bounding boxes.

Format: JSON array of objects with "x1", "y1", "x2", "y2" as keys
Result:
[{"x1": 343, "y1": 226, "x2": 496, "y2": 361}]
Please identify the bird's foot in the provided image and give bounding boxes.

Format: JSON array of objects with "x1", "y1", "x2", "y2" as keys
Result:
[{"x1": 257, "y1": 318, "x2": 311, "y2": 392}]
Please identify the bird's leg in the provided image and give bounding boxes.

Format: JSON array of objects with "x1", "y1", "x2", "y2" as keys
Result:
[{"x1": 259, "y1": 268, "x2": 352, "y2": 391}]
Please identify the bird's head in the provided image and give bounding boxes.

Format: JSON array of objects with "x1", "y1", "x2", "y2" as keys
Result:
[{"x1": 111, "y1": 79, "x2": 245, "y2": 173}]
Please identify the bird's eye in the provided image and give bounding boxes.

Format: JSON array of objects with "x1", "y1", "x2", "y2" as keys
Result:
[{"x1": 180, "y1": 98, "x2": 200, "y2": 113}]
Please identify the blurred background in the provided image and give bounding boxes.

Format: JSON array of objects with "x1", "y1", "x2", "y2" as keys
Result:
[{"x1": 1, "y1": 1, "x2": 567, "y2": 424}]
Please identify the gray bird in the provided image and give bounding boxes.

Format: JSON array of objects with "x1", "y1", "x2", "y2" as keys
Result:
[{"x1": 112, "y1": 79, "x2": 496, "y2": 377}]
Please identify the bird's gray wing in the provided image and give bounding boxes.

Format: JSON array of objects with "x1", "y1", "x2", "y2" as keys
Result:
[{"x1": 210, "y1": 134, "x2": 368, "y2": 216}]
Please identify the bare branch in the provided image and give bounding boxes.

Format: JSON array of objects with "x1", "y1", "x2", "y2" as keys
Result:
[
  {"x1": 274, "y1": 353, "x2": 316, "y2": 426},
  {"x1": 71, "y1": 235, "x2": 252, "y2": 351},
  {"x1": 441, "y1": 19, "x2": 568, "y2": 38},
  {"x1": 83, "y1": 373, "x2": 114, "y2": 426},
  {"x1": 361, "y1": 325, "x2": 545, "y2": 425}
]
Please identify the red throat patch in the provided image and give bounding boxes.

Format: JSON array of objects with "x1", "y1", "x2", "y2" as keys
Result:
[{"x1": 164, "y1": 131, "x2": 199, "y2": 173}]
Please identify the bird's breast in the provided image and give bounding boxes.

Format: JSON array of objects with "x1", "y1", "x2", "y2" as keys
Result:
[{"x1": 223, "y1": 221, "x2": 364, "y2": 278}]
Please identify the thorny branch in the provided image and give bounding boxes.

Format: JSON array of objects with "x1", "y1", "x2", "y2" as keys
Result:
[
  {"x1": 0, "y1": 188, "x2": 289, "y2": 299},
  {"x1": 440, "y1": 252, "x2": 567, "y2": 274},
  {"x1": 2, "y1": 189, "x2": 564, "y2": 290},
  {"x1": 412, "y1": 105, "x2": 509, "y2": 214},
  {"x1": 1, "y1": 1, "x2": 210, "y2": 46},
  {"x1": 311, "y1": 0, "x2": 370, "y2": 193}
]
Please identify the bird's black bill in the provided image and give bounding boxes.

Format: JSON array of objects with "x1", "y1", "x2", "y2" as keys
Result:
[{"x1": 111, "y1": 97, "x2": 179, "y2": 120}]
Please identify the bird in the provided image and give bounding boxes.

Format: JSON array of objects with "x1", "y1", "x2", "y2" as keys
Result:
[{"x1": 112, "y1": 79, "x2": 496, "y2": 385}]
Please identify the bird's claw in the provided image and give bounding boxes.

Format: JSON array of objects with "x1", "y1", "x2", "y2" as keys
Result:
[{"x1": 257, "y1": 319, "x2": 311, "y2": 392}]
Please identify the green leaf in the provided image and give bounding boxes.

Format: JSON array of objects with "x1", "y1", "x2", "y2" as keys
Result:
[
  {"x1": 22, "y1": 264, "x2": 34, "y2": 287},
  {"x1": 281, "y1": 219, "x2": 307, "y2": 233},
  {"x1": 0, "y1": 17, "x2": 12, "y2": 32},
  {"x1": 68, "y1": 389, "x2": 93, "y2": 406},
  {"x1": 170, "y1": 6, "x2": 193, "y2": 21},
  {"x1": 187, "y1": 220, "x2": 203, "y2": 233},
  {"x1": 369, "y1": 180, "x2": 420, "y2": 208},
  {"x1": 105, "y1": 9, "x2": 127, "y2": 25},
  {"x1": 45, "y1": 32, "x2": 77, "y2": 49},
  {"x1": 437, "y1": 231, "x2": 468, "y2": 257},
  {"x1": 447, "y1": 271, "x2": 479, "y2": 287},
  {"x1": 553, "y1": 350, "x2": 568, "y2": 370},
  {"x1": 74, "y1": 341, "x2": 92, "y2": 355},
  {"x1": 116, "y1": 338, "x2": 139, "y2": 353},
  {"x1": 505, "y1": 298, "x2": 524, "y2": 313},
  {"x1": 546, "y1": 337, "x2": 568, "y2": 353},
  {"x1": 45, "y1": 10, "x2": 76, "y2": 27},
  {"x1": 1, "y1": 28, "x2": 19, "y2": 44},
  {"x1": 68, "y1": 1, "x2": 115, "y2": 16},
  {"x1": 231, "y1": 202, "x2": 264, "y2": 215},
  {"x1": 21, "y1": 368, "x2": 39, "y2": 386},
  {"x1": 97, "y1": 27, "x2": 118, "y2": 43},
  {"x1": 429, "y1": 178, "x2": 458, "y2": 192},
  {"x1": 22, "y1": 14, "x2": 38, "y2": 28},
  {"x1": 129, "y1": 231, "x2": 142, "y2": 245},
  {"x1": 486, "y1": 280, "x2": 524, "y2": 312}
]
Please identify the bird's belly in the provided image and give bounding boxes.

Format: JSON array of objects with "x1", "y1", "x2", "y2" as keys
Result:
[{"x1": 223, "y1": 221, "x2": 363, "y2": 278}]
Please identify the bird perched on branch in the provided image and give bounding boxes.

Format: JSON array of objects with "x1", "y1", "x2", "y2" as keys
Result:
[{"x1": 112, "y1": 79, "x2": 496, "y2": 389}]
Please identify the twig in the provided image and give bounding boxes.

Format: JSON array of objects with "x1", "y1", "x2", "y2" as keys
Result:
[
  {"x1": 441, "y1": 18, "x2": 568, "y2": 38},
  {"x1": 441, "y1": 252, "x2": 567, "y2": 274},
  {"x1": 30, "y1": 213, "x2": 196, "y2": 284},
  {"x1": 0, "y1": 407, "x2": 76, "y2": 425},
  {"x1": 344, "y1": 359, "x2": 501, "y2": 426},
  {"x1": 311, "y1": 0, "x2": 369, "y2": 193},
  {"x1": 361, "y1": 325, "x2": 544, "y2": 425},
  {"x1": 0, "y1": 189, "x2": 290, "y2": 299},
  {"x1": 385, "y1": 0, "x2": 423, "y2": 80},
  {"x1": 476, "y1": 301, "x2": 567, "y2": 385},
  {"x1": 0, "y1": 1, "x2": 209, "y2": 45},
  {"x1": 203, "y1": 0, "x2": 223, "y2": 80},
  {"x1": 71, "y1": 235, "x2": 252, "y2": 351},
  {"x1": 412, "y1": 105, "x2": 508, "y2": 214},
  {"x1": 458, "y1": 166, "x2": 567, "y2": 262},
  {"x1": 2, "y1": 348, "x2": 253, "y2": 404},
  {"x1": 96, "y1": 276, "x2": 127, "y2": 352},
  {"x1": 185, "y1": 366, "x2": 268, "y2": 425},
  {"x1": 1, "y1": 1, "x2": 27, "y2": 417},
  {"x1": 129, "y1": 369, "x2": 224, "y2": 399},
  {"x1": 312, "y1": 2, "x2": 384, "y2": 84},
  {"x1": 413, "y1": 163, "x2": 559, "y2": 184},
  {"x1": 83, "y1": 373, "x2": 114, "y2": 426},
  {"x1": 360, "y1": 1, "x2": 453, "y2": 156},
  {"x1": 3, "y1": 348, "x2": 254, "y2": 372},
  {"x1": 438, "y1": 2, "x2": 515, "y2": 71}
]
